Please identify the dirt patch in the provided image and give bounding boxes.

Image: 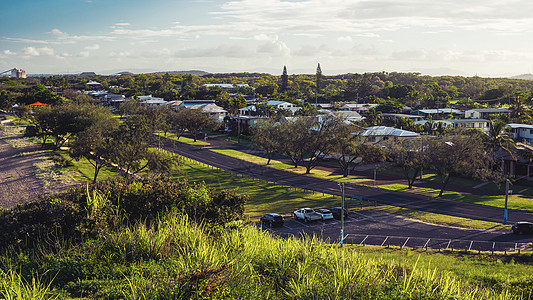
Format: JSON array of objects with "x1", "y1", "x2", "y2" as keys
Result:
[{"x1": 0, "y1": 121, "x2": 78, "y2": 208}]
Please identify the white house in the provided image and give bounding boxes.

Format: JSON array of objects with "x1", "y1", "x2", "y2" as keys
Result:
[
  {"x1": 356, "y1": 126, "x2": 419, "y2": 143},
  {"x1": 266, "y1": 100, "x2": 296, "y2": 109},
  {"x1": 507, "y1": 123, "x2": 533, "y2": 143},
  {"x1": 415, "y1": 119, "x2": 490, "y2": 132},
  {"x1": 464, "y1": 108, "x2": 511, "y2": 119}
]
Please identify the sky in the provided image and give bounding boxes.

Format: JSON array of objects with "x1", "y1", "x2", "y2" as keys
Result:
[{"x1": 2, "y1": 0, "x2": 533, "y2": 77}]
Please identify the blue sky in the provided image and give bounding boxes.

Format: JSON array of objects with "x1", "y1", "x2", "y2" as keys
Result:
[{"x1": 2, "y1": 0, "x2": 533, "y2": 76}]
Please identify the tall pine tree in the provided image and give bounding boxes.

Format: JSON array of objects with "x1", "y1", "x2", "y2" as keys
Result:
[
  {"x1": 315, "y1": 63, "x2": 322, "y2": 103},
  {"x1": 281, "y1": 66, "x2": 288, "y2": 92}
]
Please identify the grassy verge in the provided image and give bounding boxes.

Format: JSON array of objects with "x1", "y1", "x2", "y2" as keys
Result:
[
  {"x1": 55, "y1": 151, "x2": 118, "y2": 183},
  {"x1": 176, "y1": 157, "x2": 343, "y2": 220},
  {"x1": 205, "y1": 144, "x2": 533, "y2": 211},
  {"x1": 365, "y1": 205, "x2": 509, "y2": 231},
  {"x1": 379, "y1": 184, "x2": 533, "y2": 211},
  {"x1": 206, "y1": 147, "x2": 368, "y2": 184},
  {"x1": 156, "y1": 132, "x2": 209, "y2": 145},
  {"x1": 176, "y1": 157, "x2": 510, "y2": 230}
]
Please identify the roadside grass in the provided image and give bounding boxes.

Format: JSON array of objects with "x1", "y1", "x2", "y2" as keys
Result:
[
  {"x1": 379, "y1": 184, "x2": 533, "y2": 211},
  {"x1": 176, "y1": 158, "x2": 511, "y2": 230},
  {"x1": 176, "y1": 158, "x2": 343, "y2": 220},
  {"x1": 155, "y1": 132, "x2": 209, "y2": 146},
  {"x1": 365, "y1": 205, "x2": 509, "y2": 231},
  {"x1": 352, "y1": 245, "x2": 533, "y2": 297},
  {"x1": 205, "y1": 143, "x2": 533, "y2": 211},
  {"x1": 206, "y1": 146, "x2": 368, "y2": 184}
]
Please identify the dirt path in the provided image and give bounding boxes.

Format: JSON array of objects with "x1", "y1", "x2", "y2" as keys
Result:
[{"x1": 0, "y1": 120, "x2": 77, "y2": 208}]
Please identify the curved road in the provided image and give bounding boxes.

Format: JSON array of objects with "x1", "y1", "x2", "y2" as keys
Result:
[{"x1": 161, "y1": 137, "x2": 533, "y2": 224}]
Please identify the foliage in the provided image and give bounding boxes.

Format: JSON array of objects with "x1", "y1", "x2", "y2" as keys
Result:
[
  {"x1": 428, "y1": 133, "x2": 491, "y2": 197},
  {"x1": 250, "y1": 118, "x2": 282, "y2": 164},
  {"x1": 0, "y1": 177, "x2": 247, "y2": 251},
  {"x1": 387, "y1": 137, "x2": 432, "y2": 189}
]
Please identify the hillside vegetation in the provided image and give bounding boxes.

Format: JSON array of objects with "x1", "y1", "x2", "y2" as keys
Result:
[{"x1": 1, "y1": 178, "x2": 532, "y2": 299}]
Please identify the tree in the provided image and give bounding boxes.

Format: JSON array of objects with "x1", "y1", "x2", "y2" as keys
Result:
[
  {"x1": 484, "y1": 119, "x2": 515, "y2": 171},
  {"x1": 281, "y1": 66, "x2": 288, "y2": 93},
  {"x1": 180, "y1": 108, "x2": 220, "y2": 142},
  {"x1": 315, "y1": 63, "x2": 322, "y2": 103},
  {"x1": 335, "y1": 123, "x2": 386, "y2": 177},
  {"x1": 109, "y1": 115, "x2": 179, "y2": 182},
  {"x1": 428, "y1": 134, "x2": 489, "y2": 197},
  {"x1": 388, "y1": 137, "x2": 430, "y2": 189},
  {"x1": 251, "y1": 118, "x2": 281, "y2": 165},
  {"x1": 69, "y1": 115, "x2": 119, "y2": 183},
  {"x1": 25, "y1": 103, "x2": 106, "y2": 148},
  {"x1": 278, "y1": 115, "x2": 343, "y2": 174}
]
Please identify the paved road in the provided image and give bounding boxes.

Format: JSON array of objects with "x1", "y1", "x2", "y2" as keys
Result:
[
  {"x1": 160, "y1": 136, "x2": 533, "y2": 224},
  {"x1": 263, "y1": 210, "x2": 532, "y2": 251}
]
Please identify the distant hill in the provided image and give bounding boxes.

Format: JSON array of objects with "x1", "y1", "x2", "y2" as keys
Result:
[
  {"x1": 510, "y1": 74, "x2": 533, "y2": 80},
  {"x1": 157, "y1": 70, "x2": 209, "y2": 76}
]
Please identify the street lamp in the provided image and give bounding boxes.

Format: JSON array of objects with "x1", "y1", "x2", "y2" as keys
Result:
[
  {"x1": 504, "y1": 178, "x2": 510, "y2": 224},
  {"x1": 338, "y1": 182, "x2": 345, "y2": 247}
]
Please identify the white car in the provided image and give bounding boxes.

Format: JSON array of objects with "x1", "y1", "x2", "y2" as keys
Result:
[
  {"x1": 315, "y1": 209, "x2": 334, "y2": 220},
  {"x1": 293, "y1": 208, "x2": 323, "y2": 223}
]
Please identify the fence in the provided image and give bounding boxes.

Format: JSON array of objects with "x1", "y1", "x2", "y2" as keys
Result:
[{"x1": 343, "y1": 233, "x2": 530, "y2": 254}]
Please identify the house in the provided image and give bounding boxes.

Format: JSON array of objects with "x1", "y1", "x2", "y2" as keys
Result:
[
  {"x1": 415, "y1": 119, "x2": 490, "y2": 132},
  {"x1": 224, "y1": 115, "x2": 268, "y2": 134},
  {"x1": 327, "y1": 111, "x2": 365, "y2": 123},
  {"x1": 495, "y1": 143, "x2": 533, "y2": 180},
  {"x1": 175, "y1": 100, "x2": 216, "y2": 109},
  {"x1": 137, "y1": 95, "x2": 170, "y2": 106},
  {"x1": 204, "y1": 83, "x2": 250, "y2": 90},
  {"x1": 411, "y1": 108, "x2": 463, "y2": 119},
  {"x1": 339, "y1": 103, "x2": 379, "y2": 113},
  {"x1": 382, "y1": 113, "x2": 424, "y2": 122},
  {"x1": 356, "y1": 126, "x2": 419, "y2": 143},
  {"x1": 507, "y1": 123, "x2": 533, "y2": 143},
  {"x1": 464, "y1": 108, "x2": 511, "y2": 119},
  {"x1": 266, "y1": 100, "x2": 296, "y2": 110},
  {"x1": 197, "y1": 103, "x2": 227, "y2": 122}
]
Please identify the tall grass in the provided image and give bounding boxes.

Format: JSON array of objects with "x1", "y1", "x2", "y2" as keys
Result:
[
  {"x1": 0, "y1": 269, "x2": 58, "y2": 300},
  {"x1": 2, "y1": 207, "x2": 530, "y2": 299}
]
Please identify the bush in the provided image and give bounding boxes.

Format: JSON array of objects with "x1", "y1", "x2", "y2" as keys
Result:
[{"x1": 0, "y1": 178, "x2": 247, "y2": 250}]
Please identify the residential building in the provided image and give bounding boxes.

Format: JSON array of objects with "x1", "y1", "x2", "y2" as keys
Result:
[
  {"x1": 507, "y1": 123, "x2": 533, "y2": 143},
  {"x1": 464, "y1": 108, "x2": 511, "y2": 119},
  {"x1": 356, "y1": 126, "x2": 419, "y2": 143},
  {"x1": 415, "y1": 119, "x2": 490, "y2": 132},
  {"x1": 411, "y1": 108, "x2": 463, "y2": 119}
]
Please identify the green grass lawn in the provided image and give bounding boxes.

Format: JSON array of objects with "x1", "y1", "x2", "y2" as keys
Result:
[
  {"x1": 205, "y1": 144, "x2": 533, "y2": 211},
  {"x1": 379, "y1": 184, "x2": 533, "y2": 211},
  {"x1": 156, "y1": 132, "x2": 209, "y2": 146},
  {"x1": 56, "y1": 151, "x2": 118, "y2": 182},
  {"x1": 176, "y1": 158, "x2": 344, "y2": 219}
]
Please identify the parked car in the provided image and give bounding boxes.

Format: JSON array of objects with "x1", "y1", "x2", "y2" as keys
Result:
[
  {"x1": 293, "y1": 208, "x2": 323, "y2": 223},
  {"x1": 260, "y1": 213, "x2": 284, "y2": 227},
  {"x1": 329, "y1": 207, "x2": 348, "y2": 219},
  {"x1": 315, "y1": 208, "x2": 334, "y2": 220},
  {"x1": 512, "y1": 222, "x2": 533, "y2": 235}
]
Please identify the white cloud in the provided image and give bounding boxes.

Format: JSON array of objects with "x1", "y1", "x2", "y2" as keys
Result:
[
  {"x1": 174, "y1": 44, "x2": 253, "y2": 58},
  {"x1": 337, "y1": 36, "x2": 352, "y2": 43},
  {"x1": 84, "y1": 44, "x2": 100, "y2": 50},
  {"x1": 115, "y1": 22, "x2": 131, "y2": 26},
  {"x1": 23, "y1": 46, "x2": 55, "y2": 56},
  {"x1": 3, "y1": 50, "x2": 15, "y2": 55}
]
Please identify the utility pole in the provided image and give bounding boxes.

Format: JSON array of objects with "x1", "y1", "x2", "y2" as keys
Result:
[
  {"x1": 339, "y1": 182, "x2": 345, "y2": 247},
  {"x1": 504, "y1": 178, "x2": 509, "y2": 224}
]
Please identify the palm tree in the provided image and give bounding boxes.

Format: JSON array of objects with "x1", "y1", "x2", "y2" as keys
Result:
[{"x1": 484, "y1": 119, "x2": 515, "y2": 171}]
